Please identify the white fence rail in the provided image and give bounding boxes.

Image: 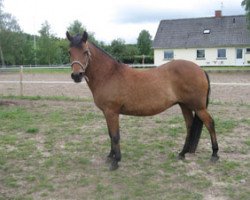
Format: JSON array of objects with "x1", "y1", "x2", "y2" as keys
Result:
[
  {"x1": 1, "y1": 80, "x2": 250, "y2": 86},
  {"x1": 0, "y1": 64, "x2": 155, "y2": 70},
  {"x1": 0, "y1": 64, "x2": 250, "y2": 96}
]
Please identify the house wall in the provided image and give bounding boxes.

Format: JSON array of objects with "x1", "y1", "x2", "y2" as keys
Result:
[{"x1": 154, "y1": 47, "x2": 249, "y2": 66}]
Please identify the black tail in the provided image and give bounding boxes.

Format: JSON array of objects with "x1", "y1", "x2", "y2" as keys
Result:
[{"x1": 188, "y1": 71, "x2": 210, "y2": 153}]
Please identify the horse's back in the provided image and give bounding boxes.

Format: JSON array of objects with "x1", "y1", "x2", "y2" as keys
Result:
[{"x1": 159, "y1": 59, "x2": 201, "y2": 74}]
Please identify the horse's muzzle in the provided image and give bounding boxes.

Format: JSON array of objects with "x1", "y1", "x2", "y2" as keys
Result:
[{"x1": 71, "y1": 72, "x2": 83, "y2": 83}]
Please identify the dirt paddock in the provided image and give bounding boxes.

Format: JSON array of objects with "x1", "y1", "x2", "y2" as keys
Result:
[
  {"x1": 0, "y1": 72, "x2": 250, "y2": 104},
  {"x1": 0, "y1": 71, "x2": 250, "y2": 199}
]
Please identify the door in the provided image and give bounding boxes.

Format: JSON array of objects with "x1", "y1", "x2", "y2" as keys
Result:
[{"x1": 236, "y1": 48, "x2": 244, "y2": 65}]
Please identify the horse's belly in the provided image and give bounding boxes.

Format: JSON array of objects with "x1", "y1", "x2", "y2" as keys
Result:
[{"x1": 120, "y1": 98, "x2": 175, "y2": 116}]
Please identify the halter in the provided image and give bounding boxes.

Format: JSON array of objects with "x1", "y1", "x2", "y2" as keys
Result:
[{"x1": 71, "y1": 49, "x2": 91, "y2": 82}]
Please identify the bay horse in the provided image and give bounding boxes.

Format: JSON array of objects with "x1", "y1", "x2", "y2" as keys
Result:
[{"x1": 66, "y1": 31, "x2": 219, "y2": 170}]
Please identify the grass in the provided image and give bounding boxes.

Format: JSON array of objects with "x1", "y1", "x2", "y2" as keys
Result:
[{"x1": 0, "y1": 97, "x2": 249, "y2": 199}]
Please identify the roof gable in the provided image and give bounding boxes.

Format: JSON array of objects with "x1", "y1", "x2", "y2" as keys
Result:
[{"x1": 153, "y1": 15, "x2": 250, "y2": 49}]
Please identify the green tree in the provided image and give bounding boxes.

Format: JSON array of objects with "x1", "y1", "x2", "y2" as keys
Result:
[
  {"x1": 37, "y1": 21, "x2": 58, "y2": 65},
  {"x1": 21, "y1": 33, "x2": 36, "y2": 65},
  {"x1": 67, "y1": 20, "x2": 97, "y2": 43},
  {"x1": 137, "y1": 30, "x2": 152, "y2": 55},
  {"x1": 110, "y1": 38, "x2": 127, "y2": 61},
  {"x1": 242, "y1": 0, "x2": 250, "y2": 23},
  {"x1": 55, "y1": 38, "x2": 69, "y2": 64},
  {"x1": 67, "y1": 20, "x2": 85, "y2": 36},
  {"x1": 0, "y1": 0, "x2": 20, "y2": 32},
  {"x1": 0, "y1": 0, "x2": 22, "y2": 66},
  {"x1": 123, "y1": 44, "x2": 139, "y2": 63}
]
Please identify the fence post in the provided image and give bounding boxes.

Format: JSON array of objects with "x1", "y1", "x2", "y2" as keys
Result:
[{"x1": 20, "y1": 66, "x2": 23, "y2": 96}]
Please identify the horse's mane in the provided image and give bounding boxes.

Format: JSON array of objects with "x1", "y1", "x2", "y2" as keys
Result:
[
  {"x1": 90, "y1": 42, "x2": 122, "y2": 64},
  {"x1": 69, "y1": 34, "x2": 123, "y2": 66}
]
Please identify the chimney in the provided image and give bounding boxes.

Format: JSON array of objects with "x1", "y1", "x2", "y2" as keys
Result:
[{"x1": 215, "y1": 10, "x2": 222, "y2": 18}]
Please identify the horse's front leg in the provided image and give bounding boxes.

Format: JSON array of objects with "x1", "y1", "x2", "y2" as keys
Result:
[{"x1": 103, "y1": 110, "x2": 121, "y2": 170}]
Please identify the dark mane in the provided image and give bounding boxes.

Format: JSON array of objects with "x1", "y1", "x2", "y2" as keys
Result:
[
  {"x1": 69, "y1": 33, "x2": 122, "y2": 64},
  {"x1": 90, "y1": 42, "x2": 122, "y2": 64},
  {"x1": 69, "y1": 34, "x2": 84, "y2": 48}
]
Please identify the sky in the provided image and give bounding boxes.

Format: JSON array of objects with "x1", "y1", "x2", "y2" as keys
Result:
[{"x1": 3, "y1": 0, "x2": 245, "y2": 44}]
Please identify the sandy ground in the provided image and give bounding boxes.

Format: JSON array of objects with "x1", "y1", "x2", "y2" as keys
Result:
[
  {"x1": 0, "y1": 71, "x2": 250, "y2": 200},
  {"x1": 0, "y1": 72, "x2": 250, "y2": 104}
]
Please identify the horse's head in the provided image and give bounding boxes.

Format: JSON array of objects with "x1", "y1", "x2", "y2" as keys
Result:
[{"x1": 66, "y1": 31, "x2": 91, "y2": 83}]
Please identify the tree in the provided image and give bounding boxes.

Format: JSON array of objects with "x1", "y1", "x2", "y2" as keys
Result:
[
  {"x1": 137, "y1": 30, "x2": 152, "y2": 55},
  {"x1": 37, "y1": 21, "x2": 58, "y2": 65},
  {"x1": 67, "y1": 20, "x2": 97, "y2": 43},
  {"x1": 110, "y1": 38, "x2": 126, "y2": 61},
  {"x1": 55, "y1": 38, "x2": 69, "y2": 64},
  {"x1": 0, "y1": 0, "x2": 22, "y2": 66},
  {"x1": 67, "y1": 20, "x2": 85, "y2": 36},
  {"x1": 0, "y1": 0, "x2": 20, "y2": 32},
  {"x1": 123, "y1": 44, "x2": 139, "y2": 63},
  {"x1": 242, "y1": 0, "x2": 250, "y2": 24}
]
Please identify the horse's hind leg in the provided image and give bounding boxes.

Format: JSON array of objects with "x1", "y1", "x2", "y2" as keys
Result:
[
  {"x1": 196, "y1": 109, "x2": 219, "y2": 162},
  {"x1": 178, "y1": 104, "x2": 194, "y2": 159}
]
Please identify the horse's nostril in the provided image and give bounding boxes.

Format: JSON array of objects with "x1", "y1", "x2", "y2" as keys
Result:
[
  {"x1": 71, "y1": 73, "x2": 75, "y2": 79},
  {"x1": 71, "y1": 73, "x2": 82, "y2": 83},
  {"x1": 79, "y1": 72, "x2": 84, "y2": 77}
]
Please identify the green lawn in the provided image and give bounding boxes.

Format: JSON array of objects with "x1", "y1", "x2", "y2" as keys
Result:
[{"x1": 0, "y1": 96, "x2": 250, "y2": 199}]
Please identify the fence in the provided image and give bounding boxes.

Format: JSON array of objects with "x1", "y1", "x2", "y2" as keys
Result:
[
  {"x1": 1, "y1": 65, "x2": 250, "y2": 104},
  {"x1": 0, "y1": 63, "x2": 155, "y2": 70}
]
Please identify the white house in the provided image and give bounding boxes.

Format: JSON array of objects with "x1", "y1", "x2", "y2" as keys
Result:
[{"x1": 153, "y1": 11, "x2": 250, "y2": 66}]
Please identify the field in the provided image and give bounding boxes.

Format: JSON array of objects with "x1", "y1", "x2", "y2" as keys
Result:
[{"x1": 0, "y1": 71, "x2": 250, "y2": 199}]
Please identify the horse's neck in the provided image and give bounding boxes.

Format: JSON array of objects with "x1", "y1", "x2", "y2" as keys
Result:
[{"x1": 86, "y1": 43, "x2": 121, "y2": 91}]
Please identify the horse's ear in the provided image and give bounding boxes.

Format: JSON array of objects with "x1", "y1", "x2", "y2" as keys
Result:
[
  {"x1": 66, "y1": 31, "x2": 72, "y2": 41},
  {"x1": 82, "y1": 31, "x2": 88, "y2": 43}
]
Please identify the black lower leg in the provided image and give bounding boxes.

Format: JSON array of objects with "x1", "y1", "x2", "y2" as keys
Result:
[
  {"x1": 209, "y1": 120, "x2": 219, "y2": 162},
  {"x1": 179, "y1": 142, "x2": 189, "y2": 159},
  {"x1": 106, "y1": 149, "x2": 115, "y2": 164},
  {"x1": 210, "y1": 143, "x2": 219, "y2": 162},
  {"x1": 107, "y1": 144, "x2": 115, "y2": 158},
  {"x1": 109, "y1": 133, "x2": 121, "y2": 170},
  {"x1": 178, "y1": 131, "x2": 191, "y2": 160},
  {"x1": 106, "y1": 135, "x2": 115, "y2": 163}
]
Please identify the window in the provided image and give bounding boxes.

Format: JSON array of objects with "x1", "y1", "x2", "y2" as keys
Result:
[
  {"x1": 217, "y1": 49, "x2": 226, "y2": 59},
  {"x1": 203, "y1": 29, "x2": 210, "y2": 34},
  {"x1": 164, "y1": 50, "x2": 174, "y2": 60},
  {"x1": 196, "y1": 49, "x2": 205, "y2": 59},
  {"x1": 236, "y1": 49, "x2": 243, "y2": 59},
  {"x1": 246, "y1": 48, "x2": 250, "y2": 54}
]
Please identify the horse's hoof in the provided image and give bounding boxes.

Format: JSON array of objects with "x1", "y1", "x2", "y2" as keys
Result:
[
  {"x1": 210, "y1": 155, "x2": 219, "y2": 163},
  {"x1": 106, "y1": 156, "x2": 113, "y2": 164},
  {"x1": 177, "y1": 154, "x2": 185, "y2": 160},
  {"x1": 109, "y1": 161, "x2": 119, "y2": 171}
]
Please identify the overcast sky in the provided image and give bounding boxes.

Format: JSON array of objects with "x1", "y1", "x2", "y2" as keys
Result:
[{"x1": 4, "y1": 0, "x2": 245, "y2": 44}]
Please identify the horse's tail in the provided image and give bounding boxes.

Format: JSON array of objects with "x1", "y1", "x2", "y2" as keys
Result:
[
  {"x1": 204, "y1": 71, "x2": 210, "y2": 108},
  {"x1": 188, "y1": 71, "x2": 210, "y2": 153}
]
